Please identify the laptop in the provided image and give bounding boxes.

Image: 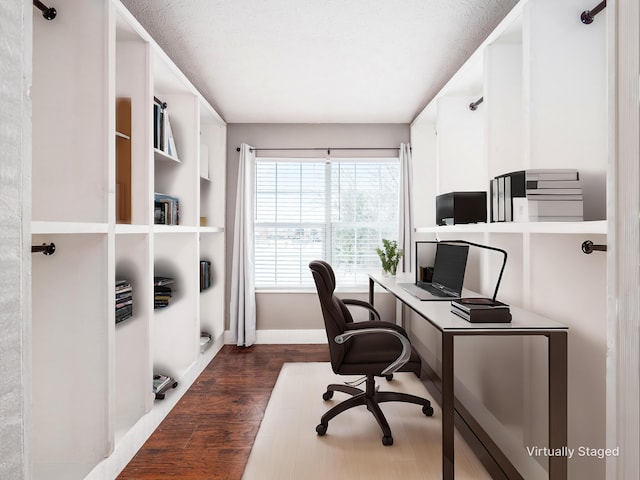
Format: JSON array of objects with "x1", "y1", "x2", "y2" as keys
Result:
[{"x1": 399, "y1": 242, "x2": 469, "y2": 301}]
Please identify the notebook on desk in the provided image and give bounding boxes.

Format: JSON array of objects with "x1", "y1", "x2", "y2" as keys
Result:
[{"x1": 399, "y1": 242, "x2": 469, "y2": 301}]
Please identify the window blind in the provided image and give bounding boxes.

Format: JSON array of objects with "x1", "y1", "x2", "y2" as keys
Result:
[{"x1": 255, "y1": 157, "x2": 399, "y2": 288}]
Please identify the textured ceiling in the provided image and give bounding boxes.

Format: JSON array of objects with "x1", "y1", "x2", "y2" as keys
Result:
[{"x1": 120, "y1": 0, "x2": 518, "y2": 124}]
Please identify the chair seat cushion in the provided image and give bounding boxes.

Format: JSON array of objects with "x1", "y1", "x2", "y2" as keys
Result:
[{"x1": 337, "y1": 332, "x2": 422, "y2": 376}]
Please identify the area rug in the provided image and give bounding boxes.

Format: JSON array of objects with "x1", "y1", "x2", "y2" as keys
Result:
[{"x1": 242, "y1": 362, "x2": 490, "y2": 480}]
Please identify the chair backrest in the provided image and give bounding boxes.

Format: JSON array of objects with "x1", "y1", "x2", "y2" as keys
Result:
[{"x1": 309, "y1": 260, "x2": 354, "y2": 371}]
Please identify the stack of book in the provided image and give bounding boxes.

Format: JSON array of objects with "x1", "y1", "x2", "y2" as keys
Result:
[
  {"x1": 115, "y1": 279, "x2": 133, "y2": 324},
  {"x1": 154, "y1": 276, "x2": 174, "y2": 309},
  {"x1": 451, "y1": 297, "x2": 512, "y2": 323},
  {"x1": 154, "y1": 193, "x2": 180, "y2": 225},
  {"x1": 153, "y1": 374, "x2": 177, "y2": 400},
  {"x1": 491, "y1": 169, "x2": 583, "y2": 222},
  {"x1": 200, "y1": 260, "x2": 211, "y2": 291}
]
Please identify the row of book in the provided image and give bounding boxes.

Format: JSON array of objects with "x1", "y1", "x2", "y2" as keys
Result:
[
  {"x1": 154, "y1": 193, "x2": 180, "y2": 225},
  {"x1": 115, "y1": 279, "x2": 133, "y2": 324},
  {"x1": 154, "y1": 276, "x2": 174, "y2": 309},
  {"x1": 490, "y1": 169, "x2": 583, "y2": 222},
  {"x1": 153, "y1": 96, "x2": 179, "y2": 158}
]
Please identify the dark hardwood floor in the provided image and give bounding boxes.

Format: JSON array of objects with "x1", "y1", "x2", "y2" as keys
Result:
[{"x1": 117, "y1": 344, "x2": 329, "y2": 480}]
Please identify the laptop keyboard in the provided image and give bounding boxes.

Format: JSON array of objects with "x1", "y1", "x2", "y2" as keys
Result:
[{"x1": 422, "y1": 284, "x2": 454, "y2": 297}]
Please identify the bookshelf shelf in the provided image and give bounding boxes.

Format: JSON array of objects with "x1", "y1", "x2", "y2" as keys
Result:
[
  {"x1": 415, "y1": 220, "x2": 607, "y2": 235},
  {"x1": 200, "y1": 226, "x2": 225, "y2": 233},
  {"x1": 31, "y1": 1, "x2": 227, "y2": 478},
  {"x1": 154, "y1": 148, "x2": 181, "y2": 164},
  {"x1": 115, "y1": 224, "x2": 150, "y2": 234},
  {"x1": 31, "y1": 221, "x2": 109, "y2": 234}
]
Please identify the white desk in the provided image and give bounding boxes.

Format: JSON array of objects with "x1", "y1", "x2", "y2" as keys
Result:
[{"x1": 369, "y1": 272, "x2": 568, "y2": 480}]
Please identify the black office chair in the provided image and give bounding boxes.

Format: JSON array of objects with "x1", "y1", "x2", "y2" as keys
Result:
[{"x1": 309, "y1": 260, "x2": 434, "y2": 446}]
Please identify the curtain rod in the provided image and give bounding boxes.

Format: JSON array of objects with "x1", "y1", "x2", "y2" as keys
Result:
[
  {"x1": 235, "y1": 146, "x2": 404, "y2": 153},
  {"x1": 33, "y1": 0, "x2": 57, "y2": 20}
]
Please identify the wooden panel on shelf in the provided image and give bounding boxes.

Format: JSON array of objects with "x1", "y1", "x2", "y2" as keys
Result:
[{"x1": 116, "y1": 97, "x2": 132, "y2": 224}]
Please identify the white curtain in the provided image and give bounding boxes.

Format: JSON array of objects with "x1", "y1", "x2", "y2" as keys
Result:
[
  {"x1": 398, "y1": 143, "x2": 413, "y2": 273},
  {"x1": 230, "y1": 144, "x2": 257, "y2": 346}
]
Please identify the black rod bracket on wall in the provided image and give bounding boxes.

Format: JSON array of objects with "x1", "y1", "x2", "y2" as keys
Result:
[
  {"x1": 581, "y1": 0, "x2": 606, "y2": 24},
  {"x1": 32, "y1": 243, "x2": 56, "y2": 255},
  {"x1": 581, "y1": 240, "x2": 607, "y2": 254},
  {"x1": 33, "y1": 0, "x2": 57, "y2": 20},
  {"x1": 469, "y1": 97, "x2": 484, "y2": 111}
]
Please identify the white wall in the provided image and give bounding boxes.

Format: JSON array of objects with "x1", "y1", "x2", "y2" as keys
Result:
[
  {"x1": 0, "y1": 1, "x2": 31, "y2": 478},
  {"x1": 436, "y1": 96, "x2": 486, "y2": 194},
  {"x1": 225, "y1": 123, "x2": 410, "y2": 331}
]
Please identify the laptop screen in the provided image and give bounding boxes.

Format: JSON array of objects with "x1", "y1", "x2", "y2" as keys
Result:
[{"x1": 431, "y1": 243, "x2": 469, "y2": 294}]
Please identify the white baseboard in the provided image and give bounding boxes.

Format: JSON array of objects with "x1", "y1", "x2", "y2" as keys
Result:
[
  {"x1": 224, "y1": 329, "x2": 327, "y2": 345},
  {"x1": 84, "y1": 336, "x2": 225, "y2": 480}
]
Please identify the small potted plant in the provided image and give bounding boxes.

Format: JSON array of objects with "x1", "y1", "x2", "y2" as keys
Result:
[{"x1": 376, "y1": 239, "x2": 403, "y2": 276}]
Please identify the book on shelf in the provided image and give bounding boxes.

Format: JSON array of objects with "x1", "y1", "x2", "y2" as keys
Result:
[
  {"x1": 154, "y1": 276, "x2": 175, "y2": 287},
  {"x1": 200, "y1": 260, "x2": 212, "y2": 291},
  {"x1": 153, "y1": 374, "x2": 178, "y2": 400},
  {"x1": 154, "y1": 276, "x2": 174, "y2": 309},
  {"x1": 153, "y1": 96, "x2": 179, "y2": 158},
  {"x1": 527, "y1": 199, "x2": 583, "y2": 217},
  {"x1": 154, "y1": 193, "x2": 180, "y2": 225},
  {"x1": 200, "y1": 331, "x2": 212, "y2": 348},
  {"x1": 115, "y1": 279, "x2": 133, "y2": 324},
  {"x1": 153, "y1": 97, "x2": 165, "y2": 151},
  {"x1": 524, "y1": 169, "x2": 580, "y2": 181},
  {"x1": 163, "y1": 107, "x2": 178, "y2": 158}
]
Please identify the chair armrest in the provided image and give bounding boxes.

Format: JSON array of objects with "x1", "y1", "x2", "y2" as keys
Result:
[
  {"x1": 342, "y1": 299, "x2": 381, "y2": 320},
  {"x1": 334, "y1": 328, "x2": 411, "y2": 376},
  {"x1": 345, "y1": 320, "x2": 408, "y2": 336}
]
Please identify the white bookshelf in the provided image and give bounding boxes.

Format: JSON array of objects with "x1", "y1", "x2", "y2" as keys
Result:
[
  {"x1": 409, "y1": 1, "x2": 608, "y2": 479},
  {"x1": 31, "y1": 1, "x2": 227, "y2": 478}
]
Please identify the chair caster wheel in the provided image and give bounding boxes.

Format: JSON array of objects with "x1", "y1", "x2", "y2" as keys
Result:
[
  {"x1": 382, "y1": 435, "x2": 393, "y2": 446},
  {"x1": 385, "y1": 374, "x2": 394, "y2": 381},
  {"x1": 423, "y1": 405, "x2": 434, "y2": 416},
  {"x1": 316, "y1": 423, "x2": 328, "y2": 436},
  {"x1": 322, "y1": 391, "x2": 334, "y2": 401}
]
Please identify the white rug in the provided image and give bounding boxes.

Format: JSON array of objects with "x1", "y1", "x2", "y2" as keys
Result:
[{"x1": 242, "y1": 362, "x2": 490, "y2": 480}]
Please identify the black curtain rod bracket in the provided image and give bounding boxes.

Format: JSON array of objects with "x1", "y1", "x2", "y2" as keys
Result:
[
  {"x1": 33, "y1": 0, "x2": 57, "y2": 20},
  {"x1": 469, "y1": 97, "x2": 484, "y2": 111},
  {"x1": 32, "y1": 243, "x2": 56, "y2": 255},
  {"x1": 581, "y1": 1, "x2": 606, "y2": 24},
  {"x1": 581, "y1": 240, "x2": 607, "y2": 254}
]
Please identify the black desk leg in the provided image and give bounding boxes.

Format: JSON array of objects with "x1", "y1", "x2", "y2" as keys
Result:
[
  {"x1": 442, "y1": 332, "x2": 455, "y2": 480},
  {"x1": 548, "y1": 331, "x2": 568, "y2": 480}
]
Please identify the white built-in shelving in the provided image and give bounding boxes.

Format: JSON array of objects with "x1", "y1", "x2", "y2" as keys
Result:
[
  {"x1": 31, "y1": 1, "x2": 227, "y2": 479},
  {"x1": 409, "y1": 1, "x2": 608, "y2": 479}
]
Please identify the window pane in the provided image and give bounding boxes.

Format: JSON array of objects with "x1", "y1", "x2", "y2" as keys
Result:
[{"x1": 254, "y1": 157, "x2": 399, "y2": 288}]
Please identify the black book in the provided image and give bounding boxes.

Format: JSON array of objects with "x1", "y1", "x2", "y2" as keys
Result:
[{"x1": 451, "y1": 298, "x2": 512, "y2": 323}]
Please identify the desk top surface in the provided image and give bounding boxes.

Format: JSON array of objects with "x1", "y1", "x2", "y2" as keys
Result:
[{"x1": 370, "y1": 272, "x2": 568, "y2": 333}]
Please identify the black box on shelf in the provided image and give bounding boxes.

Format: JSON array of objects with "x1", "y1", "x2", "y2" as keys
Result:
[{"x1": 436, "y1": 191, "x2": 487, "y2": 226}]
